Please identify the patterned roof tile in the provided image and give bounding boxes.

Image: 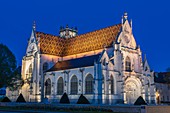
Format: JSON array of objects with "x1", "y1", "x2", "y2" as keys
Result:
[{"x1": 36, "y1": 24, "x2": 121, "y2": 56}]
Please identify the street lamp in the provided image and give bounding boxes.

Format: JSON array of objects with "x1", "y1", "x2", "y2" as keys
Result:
[{"x1": 155, "y1": 91, "x2": 160, "y2": 104}]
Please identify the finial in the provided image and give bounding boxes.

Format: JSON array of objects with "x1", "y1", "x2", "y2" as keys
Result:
[
  {"x1": 60, "y1": 26, "x2": 63, "y2": 30},
  {"x1": 112, "y1": 42, "x2": 115, "y2": 46},
  {"x1": 137, "y1": 45, "x2": 140, "y2": 50},
  {"x1": 121, "y1": 16, "x2": 124, "y2": 25},
  {"x1": 66, "y1": 24, "x2": 69, "y2": 28},
  {"x1": 33, "y1": 21, "x2": 36, "y2": 31},
  {"x1": 103, "y1": 44, "x2": 107, "y2": 50},
  {"x1": 130, "y1": 19, "x2": 132, "y2": 29},
  {"x1": 124, "y1": 12, "x2": 128, "y2": 20},
  {"x1": 144, "y1": 54, "x2": 147, "y2": 61}
]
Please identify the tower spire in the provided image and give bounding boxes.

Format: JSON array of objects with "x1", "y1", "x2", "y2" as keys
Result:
[
  {"x1": 121, "y1": 16, "x2": 124, "y2": 25},
  {"x1": 144, "y1": 54, "x2": 147, "y2": 62},
  {"x1": 124, "y1": 12, "x2": 128, "y2": 20},
  {"x1": 33, "y1": 21, "x2": 36, "y2": 31},
  {"x1": 130, "y1": 19, "x2": 132, "y2": 30},
  {"x1": 121, "y1": 12, "x2": 128, "y2": 26}
]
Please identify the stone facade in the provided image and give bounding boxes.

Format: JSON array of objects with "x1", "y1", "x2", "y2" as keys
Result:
[
  {"x1": 18, "y1": 13, "x2": 156, "y2": 104},
  {"x1": 154, "y1": 72, "x2": 170, "y2": 104}
]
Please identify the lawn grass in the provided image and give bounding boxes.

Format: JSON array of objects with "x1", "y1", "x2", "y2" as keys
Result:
[
  {"x1": 72, "y1": 111, "x2": 126, "y2": 113},
  {"x1": 0, "y1": 106, "x2": 127, "y2": 113}
]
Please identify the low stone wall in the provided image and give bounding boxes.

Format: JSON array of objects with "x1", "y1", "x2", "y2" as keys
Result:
[
  {"x1": 145, "y1": 105, "x2": 170, "y2": 113},
  {"x1": 109, "y1": 106, "x2": 141, "y2": 113},
  {"x1": 103, "y1": 105, "x2": 170, "y2": 113}
]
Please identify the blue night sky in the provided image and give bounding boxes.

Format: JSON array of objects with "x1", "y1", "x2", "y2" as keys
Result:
[{"x1": 0, "y1": 0, "x2": 170, "y2": 72}]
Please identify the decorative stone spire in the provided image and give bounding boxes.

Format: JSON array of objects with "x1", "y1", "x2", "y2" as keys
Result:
[
  {"x1": 33, "y1": 21, "x2": 36, "y2": 31},
  {"x1": 121, "y1": 12, "x2": 128, "y2": 26},
  {"x1": 60, "y1": 26, "x2": 62, "y2": 30},
  {"x1": 124, "y1": 12, "x2": 128, "y2": 20},
  {"x1": 66, "y1": 24, "x2": 69, "y2": 28},
  {"x1": 130, "y1": 19, "x2": 133, "y2": 30},
  {"x1": 121, "y1": 16, "x2": 124, "y2": 25},
  {"x1": 144, "y1": 54, "x2": 147, "y2": 62}
]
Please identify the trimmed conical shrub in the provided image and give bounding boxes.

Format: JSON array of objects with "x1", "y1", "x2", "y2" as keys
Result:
[
  {"x1": 77, "y1": 94, "x2": 90, "y2": 104},
  {"x1": 60, "y1": 93, "x2": 70, "y2": 104},
  {"x1": 16, "y1": 93, "x2": 26, "y2": 102},
  {"x1": 134, "y1": 96, "x2": 147, "y2": 105},
  {"x1": 1, "y1": 96, "x2": 11, "y2": 102}
]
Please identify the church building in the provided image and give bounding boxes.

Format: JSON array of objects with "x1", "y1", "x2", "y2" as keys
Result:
[{"x1": 20, "y1": 13, "x2": 156, "y2": 104}]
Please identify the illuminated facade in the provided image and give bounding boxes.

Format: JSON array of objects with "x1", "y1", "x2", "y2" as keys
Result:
[
  {"x1": 154, "y1": 72, "x2": 170, "y2": 104},
  {"x1": 20, "y1": 13, "x2": 156, "y2": 104}
]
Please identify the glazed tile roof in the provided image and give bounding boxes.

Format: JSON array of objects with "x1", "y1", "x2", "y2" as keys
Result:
[
  {"x1": 47, "y1": 54, "x2": 100, "y2": 72},
  {"x1": 36, "y1": 24, "x2": 121, "y2": 56},
  {"x1": 36, "y1": 32, "x2": 65, "y2": 56}
]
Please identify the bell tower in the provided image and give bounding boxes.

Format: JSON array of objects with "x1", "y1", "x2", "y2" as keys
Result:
[{"x1": 59, "y1": 25, "x2": 78, "y2": 38}]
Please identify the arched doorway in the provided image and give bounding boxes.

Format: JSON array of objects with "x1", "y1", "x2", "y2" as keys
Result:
[
  {"x1": 125, "y1": 78, "x2": 141, "y2": 104},
  {"x1": 45, "y1": 78, "x2": 51, "y2": 96}
]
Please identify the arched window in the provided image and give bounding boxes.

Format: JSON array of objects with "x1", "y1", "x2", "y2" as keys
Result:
[
  {"x1": 28, "y1": 64, "x2": 32, "y2": 74},
  {"x1": 43, "y1": 62, "x2": 48, "y2": 72},
  {"x1": 110, "y1": 75, "x2": 114, "y2": 94},
  {"x1": 125, "y1": 57, "x2": 131, "y2": 71},
  {"x1": 45, "y1": 78, "x2": 51, "y2": 95},
  {"x1": 57, "y1": 77, "x2": 64, "y2": 95},
  {"x1": 26, "y1": 64, "x2": 32, "y2": 79},
  {"x1": 70, "y1": 75, "x2": 78, "y2": 94},
  {"x1": 85, "y1": 74, "x2": 93, "y2": 94}
]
